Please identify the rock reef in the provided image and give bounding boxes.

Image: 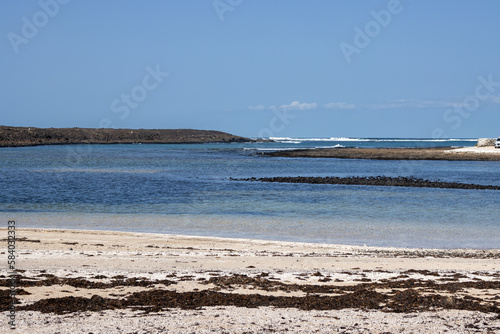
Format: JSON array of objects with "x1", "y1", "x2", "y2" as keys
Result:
[{"x1": 233, "y1": 176, "x2": 500, "y2": 190}]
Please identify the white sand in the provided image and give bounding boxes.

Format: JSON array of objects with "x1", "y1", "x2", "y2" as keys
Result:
[{"x1": 4, "y1": 308, "x2": 500, "y2": 334}]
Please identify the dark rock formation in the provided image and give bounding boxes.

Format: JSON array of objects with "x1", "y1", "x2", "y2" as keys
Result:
[
  {"x1": 232, "y1": 176, "x2": 500, "y2": 190},
  {"x1": 0, "y1": 126, "x2": 253, "y2": 147}
]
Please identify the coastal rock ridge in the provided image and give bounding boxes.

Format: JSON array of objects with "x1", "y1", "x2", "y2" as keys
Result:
[{"x1": 0, "y1": 126, "x2": 253, "y2": 147}]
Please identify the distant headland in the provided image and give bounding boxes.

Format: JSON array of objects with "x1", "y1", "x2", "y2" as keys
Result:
[{"x1": 0, "y1": 126, "x2": 254, "y2": 147}]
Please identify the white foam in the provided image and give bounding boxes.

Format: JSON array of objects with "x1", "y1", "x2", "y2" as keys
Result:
[
  {"x1": 269, "y1": 137, "x2": 369, "y2": 142},
  {"x1": 314, "y1": 144, "x2": 346, "y2": 149},
  {"x1": 268, "y1": 137, "x2": 477, "y2": 143},
  {"x1": 243, "y1": 148, "x2": 298, "y2": 151}
]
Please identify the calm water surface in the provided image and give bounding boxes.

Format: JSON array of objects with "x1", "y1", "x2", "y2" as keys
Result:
[{"x1": 0, "y1": 138, "x2": 499, "y2": 249}]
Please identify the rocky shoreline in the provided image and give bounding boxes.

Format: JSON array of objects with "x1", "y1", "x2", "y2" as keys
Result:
[
  {"x1": 265, "y1": 147, "x2": 500, "y2": 161},
  {"x1": 0, "y1": 126, "x2": 253, "y2": 147}
]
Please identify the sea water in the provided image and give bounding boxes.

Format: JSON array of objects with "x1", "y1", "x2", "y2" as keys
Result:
[{"x1": 1, "y1": 138, "x2": 499, "y2": 249}]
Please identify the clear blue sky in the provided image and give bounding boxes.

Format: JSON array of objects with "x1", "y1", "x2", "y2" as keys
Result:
[{"x1": 1, "y1": 0, "x2": 499, "y2": 138}]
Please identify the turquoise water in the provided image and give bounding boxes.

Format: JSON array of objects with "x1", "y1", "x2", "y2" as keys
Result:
[{"x1": 0, "y1": 138, "x2": 499, "y2": 249}]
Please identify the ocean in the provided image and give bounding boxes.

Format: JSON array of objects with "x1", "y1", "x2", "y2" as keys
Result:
[{"x1": 1, "y1": 137, "x2": 499, "y2": 249}]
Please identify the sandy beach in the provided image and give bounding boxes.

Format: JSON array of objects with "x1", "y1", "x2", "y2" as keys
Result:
[{"x1": 1, "y1": 228, "x2": 499, "y2": 333}]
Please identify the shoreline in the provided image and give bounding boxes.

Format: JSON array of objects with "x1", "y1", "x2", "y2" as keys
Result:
[
  {"x1": 266, "y1": 146, "x2": 500, "y2": 161},
  {"x1": 5, "y1": 227, "x2": 500, "y2": 254},
  {"x1": 3, "y1": 214, "x2": 500, "y2": 250},
  {"x1": 6, "y1": 211, "x2": 498, "y2": 250},
  {"x1": 1, "y1": 228, "x2": 499, "y2": 332}
]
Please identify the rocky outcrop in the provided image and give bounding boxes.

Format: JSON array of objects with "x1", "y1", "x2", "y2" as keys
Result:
[
  {"x1": 0, "y1": 126, "x2": 253, "y2": 147},
  {"x1": 477, "y1": 138, "x2": 496, "y2": 147}
]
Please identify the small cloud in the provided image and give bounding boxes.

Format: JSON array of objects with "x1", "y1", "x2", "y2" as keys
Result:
[
  {"x1": 366, "y1": 102, "x2": 404, "y2": 110},
  {"x1": 250, "y1": 101, "x2": 317, "y2": 111},
  {"x1": 324, "y1": 102, "x2": 356, "y2": 110},
  {"x1": 409, "y1": 100, "x2": 458, "y2": 109},
  {"x1": 359, "y1": 99, "x2": 464, "y2": 110},
  {"x1": 249, "y1": 105, "x2": 266, "y2": 110},
  {"x1": 251, "y1": 95, "x2": 500, "y2": 113},
  {"x1": 279, "y1": 101, "x2": 317, "y2": 110}
]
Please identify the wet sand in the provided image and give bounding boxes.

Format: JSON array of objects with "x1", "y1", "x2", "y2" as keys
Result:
[
  {"x1": 1, "y1": 228, "x2": 499, "y2": 333},
  {"x1": 266, "y1": 147, "x2": 500, "y2": 161}
]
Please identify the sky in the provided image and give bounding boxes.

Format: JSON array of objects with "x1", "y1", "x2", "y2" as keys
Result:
[{"x1": 1, "y1": 0, "x2": 500, "y2": 138}]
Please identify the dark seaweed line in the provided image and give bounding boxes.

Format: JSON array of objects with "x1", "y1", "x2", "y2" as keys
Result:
[
  {"x1": 8, "y1": 288, "x2": 500, "y2": 315},
  {"x1": 2, "y1": 275, "x2": 499, "y2": 314},
  {"x1": 231, "y1": 176, "x2": 500, "y2": 191}
]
